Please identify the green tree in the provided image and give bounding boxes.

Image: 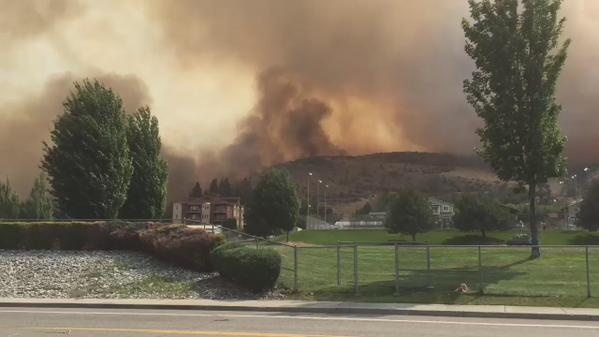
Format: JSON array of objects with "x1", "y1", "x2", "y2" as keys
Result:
[
  {"x1": 454, "y1": 194, "x2": 513, "y2": 238},
  {"x1": 245, "y1": 168, "x2": 299, "y2": 240},
  {"x1": 577, "y1": 180, "x2": 599, "y2": 231},
  {"x1": 384, "y1": 190, "x2": 434, "y2": 241},
  {"x1": 22, "y1": 173, "x2": 54, "y2": 219},
  {"x1": 189, "y1": 182, "x2": 203, "y2": 198},
  {"x1": 0, "y1": 179, "x2": 20, "y2": 219},
  {"x1": 42, "y1": 79, "x2": 133, "y2": 219},
  {"x1": 463, "y1": 0, "x2": 570, "y2": 257},
  {"x1": 120, "y1": 106, "x2": 168, "y2": 219}
]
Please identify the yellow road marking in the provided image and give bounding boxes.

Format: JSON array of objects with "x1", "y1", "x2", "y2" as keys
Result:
[{"x1": 26, "y1": 327, "x2": 354, "y2": 337}]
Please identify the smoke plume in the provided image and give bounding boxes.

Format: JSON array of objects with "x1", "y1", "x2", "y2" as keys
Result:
[{"x1": 2, "y1": 0, "x2": 599, "y2": 197}]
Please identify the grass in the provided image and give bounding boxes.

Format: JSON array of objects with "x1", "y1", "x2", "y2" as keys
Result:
[
  {"x1": 269, "y1": 229, "x2": 599, "y2": 308},
  {"x1": 283, "y1": 229, "x2": 599, "y2": 246}
]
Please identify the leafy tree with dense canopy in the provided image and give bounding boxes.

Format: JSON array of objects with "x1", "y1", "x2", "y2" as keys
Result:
[
  {"x1": 245, "y1": 168, "x2": 299, "y2": 240},
  {"x1": 21, "y1": 173, "x2": 54, "y2": 219},
  {"x1": 384, "y1": 190, "x2": 434, "y2": 241},
  {"x1": 463, "y1": 0, "x2": 570, "y2": 257},
  {"x1": 42, "y1": 79, "x2": 133, "y2": 219},
  {"x1": 577, "y1": 180, "x2": 599, "y2": 231},
  {"x1": 0, "y1": 179, "x2": 20, "y2": 219},
  {"x1": 120, "y1": 107, "x2": 168, "y2": 219},
  {"x1": 454, "y1": 194, "x2": 513, "y2": 238}
]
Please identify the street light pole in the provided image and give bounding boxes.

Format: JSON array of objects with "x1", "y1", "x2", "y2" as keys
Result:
[
  {"x1": 307, "y1": 172, "x2": 312, "y2": 228},
  {"x1": 317, "y1": 180, "x2": 322, "y2": 219},
  {"x1": 324, "y1": 184, "x2": 328, "y2": 224}
]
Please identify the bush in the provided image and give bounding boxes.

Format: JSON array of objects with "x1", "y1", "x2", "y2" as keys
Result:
[
  {"x1": 139, "y1": 224, "x2": 224, "y2": 272},
  {"x1": 0, "y1": 222, "x2": 112, "y2": 250},
  {"x1": 212, "y1": 244, "x2": 281, "y2": 291}
]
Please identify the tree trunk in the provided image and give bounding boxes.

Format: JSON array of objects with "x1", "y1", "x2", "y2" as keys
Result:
[
  {"x1": 412, "y1": 233, "x2": 416, "y2": 241},
  {"x1": 286, "y1": 231, "x2": 290, "y2": 242},
  {"x1": 481, "y1": 228, "x2": 486, "y2": 239},
  {"x1": 529, "y1": 182, "x2": 541, "y2": 259}
]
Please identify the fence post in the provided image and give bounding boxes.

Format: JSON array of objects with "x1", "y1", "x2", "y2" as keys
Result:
[
  {"x1": 426, "y1": 246, "x2": 433, "y2": 289},
  {"x1": 586, "y1": 246, "x2": 591, "y2": 298},
  {"x1": 354, "y1": 244, "x2": 359, "y2": 295},
  {"x1": 478, "y1": 245, "x2": 483, "y2": 294},
  {"x1": 336, "y1": 242, "x2": 341, "y2": 286},
  {"x1": 294, "y1": 246, "x2": 298, "y2": 291},
  {"x1": 394, "y1": 243, "x2": 400, "y2": 295}
]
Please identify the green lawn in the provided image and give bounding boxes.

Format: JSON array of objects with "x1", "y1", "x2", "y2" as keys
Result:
[
  {"x1": 283, "y1": 229, "x2": 599, "y2": 246},
  {"x1": 268, "y1": 229, "x2": 599, "y2": 308}
]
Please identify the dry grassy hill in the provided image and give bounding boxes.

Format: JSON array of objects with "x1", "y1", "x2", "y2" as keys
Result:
[{"x1": 270, "y1": 152, "x2": 504, "y2": 217}]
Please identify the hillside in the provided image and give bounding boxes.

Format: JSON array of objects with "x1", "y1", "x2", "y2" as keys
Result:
[{"x1": 270, "y1": 152, "x2": 504, "y2": 217}]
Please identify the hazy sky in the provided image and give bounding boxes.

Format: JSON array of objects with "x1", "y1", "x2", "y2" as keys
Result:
[{"x1": 1, "y1": 0, "x2": 598, "y2": 196}]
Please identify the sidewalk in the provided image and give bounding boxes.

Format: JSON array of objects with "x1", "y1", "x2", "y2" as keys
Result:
[{"x1": 1, "y1": 297, "x2": 599, "y2": 321}]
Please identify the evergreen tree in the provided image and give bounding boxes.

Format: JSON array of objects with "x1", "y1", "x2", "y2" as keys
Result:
[
  {"x1": 22, "y1": 173, "x2": 54, "y2": 219},
  {"x1": 120, "y1": 106, "x2": 168, "y2": 219},
  {"x1": 218, "y1": 178, "x2": 232, "y2": 196},
  {"x1": 245, "y1": 169, "x2": 299, "y2": 239},
  {"x1": 463, "y1": 0, "x2": 570, "y2": 257},
  {"x1": 189, "y1": 182, "x2": 203, "y2": 198},
  {"x1": 0, "y1": 179, "x2": 20, "y2": 219},
  {"x1": 208, "y1": 178, "x2": 219, "y2": 195},
  {"x1": 42, "y1": 79, "x2": 133, "y2": 219}
]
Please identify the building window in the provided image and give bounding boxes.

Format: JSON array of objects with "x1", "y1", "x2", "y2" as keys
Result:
[{"x1": 443, "y1": 206, "x2": 450, "y2": 212}]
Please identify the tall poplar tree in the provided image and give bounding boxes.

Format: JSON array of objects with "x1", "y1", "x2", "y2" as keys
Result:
[
  {"x1": 463, "y1": 0, "x2": 570, "y2": 257},
  {"x1": 42, "y1": 79, "x2": 133, "y2": 219},
  {"x1": 120, "y1": 106, "x2": 168, "y2": 219}
]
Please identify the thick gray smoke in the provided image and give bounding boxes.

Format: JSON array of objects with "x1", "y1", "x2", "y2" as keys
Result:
[
  {"x1": 220, "y1": 67, "x2": 345, "y2": 175},
  {"x1": 2, "y1": 0, "x2": 599, "y2": 196},
  {"x1": 151, "y1": 0, "x2": 599, "y2": 166}
]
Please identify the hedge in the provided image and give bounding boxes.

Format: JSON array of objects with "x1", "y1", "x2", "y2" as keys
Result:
[
  {"x1": 0, "y1": 222, "x2": 112, "y2": 250},
  {"x1": 212, "y1": 244, "x2": 281, "y2": 291},
  {"x1": 0, "y1": 222, "x2": 224, "y2": 272}
]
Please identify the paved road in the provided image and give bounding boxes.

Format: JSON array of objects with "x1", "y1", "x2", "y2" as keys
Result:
[{"x1": 1, "y1": 307, "x2": 599, "y2": 337}]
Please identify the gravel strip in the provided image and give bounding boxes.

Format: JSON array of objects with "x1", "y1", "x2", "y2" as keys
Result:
[{"x1": 0, "y1": 250, "x2": 285, "y2": 300}]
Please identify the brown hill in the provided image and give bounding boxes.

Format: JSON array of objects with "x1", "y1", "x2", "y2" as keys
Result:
[{"x1": 269, "y1": 152, "x2": 503, "y2": 217}]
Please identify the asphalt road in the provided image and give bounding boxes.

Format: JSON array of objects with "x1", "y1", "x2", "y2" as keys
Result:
[{"x1": 1, "y1": 307, "x2": 599, "y2": 337}]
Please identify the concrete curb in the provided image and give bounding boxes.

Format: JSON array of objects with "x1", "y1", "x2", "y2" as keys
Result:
[{"x1": 1, "y1": 299, "x2": 599, "y2": 322}]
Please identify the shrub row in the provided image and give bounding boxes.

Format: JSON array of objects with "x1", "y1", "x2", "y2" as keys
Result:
[
  {"x1": 0, "y1": 222, "x2": 113, "y2": 250},
  {"x1": 212, "y1": 243, "x2": 281, "y2": 291},
  {"x1": 0, "y1": 222, "x2": 224, "y2": 272}
]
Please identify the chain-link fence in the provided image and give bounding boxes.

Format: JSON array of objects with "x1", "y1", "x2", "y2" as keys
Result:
[{"x1": 267, "y1": 242, "x2": 598, "y2": 298}]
